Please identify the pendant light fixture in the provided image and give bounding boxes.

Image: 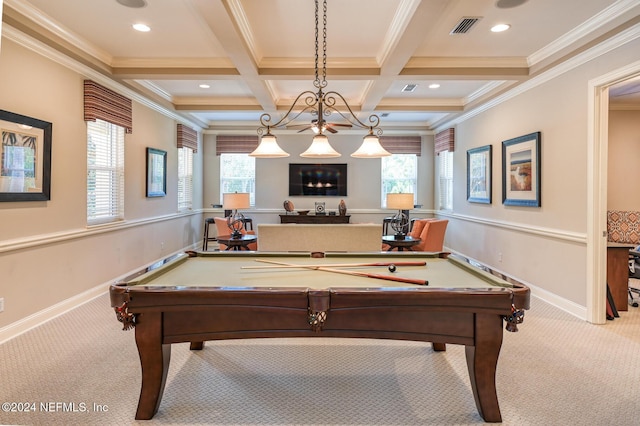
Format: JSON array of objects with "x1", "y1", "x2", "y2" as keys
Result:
[{"x1": 250, "y1": 0, "x2": 391, "y2": 159}]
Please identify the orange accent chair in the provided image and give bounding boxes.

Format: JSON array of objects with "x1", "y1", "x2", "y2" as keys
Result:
[
  {"x1": 382, "y1": 218, "x2": 448, "y2": 252},
  {"x1": 213, "y1": 217, "x2": 258, "y2": 251}
]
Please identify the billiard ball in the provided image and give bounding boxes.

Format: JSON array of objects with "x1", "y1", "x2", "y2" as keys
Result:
[{"x1": 388, "y1": 264, "x2": 396, "y2": 273}]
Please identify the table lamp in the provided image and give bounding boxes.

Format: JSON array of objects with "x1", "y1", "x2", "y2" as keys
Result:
[
  {"x1": 223, "y1": 192, "x2": 250, "y2": 238},
  {"x1": 386, "y1": 193, "x2": 414, "y2": 240}
]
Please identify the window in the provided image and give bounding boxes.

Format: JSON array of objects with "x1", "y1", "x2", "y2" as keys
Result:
[
  {"x1": 177, "y1": 147, "x2": 193, "y2": 210},
  {"x1": 87, "y1": 119, "x2": 124, "y2": 224},
  {"x1": 220, "y1": 153, "x2": 255, "y2": 205},
  {"x1": 381, "y1": 154, "x2": 417, "y2": 207},
  {"x1": 438, "y1": 150, "x2": 453, "y2": 210}
]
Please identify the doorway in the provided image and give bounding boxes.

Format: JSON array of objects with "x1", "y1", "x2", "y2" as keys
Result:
[{"x1": 588, "y1": 61, "x2": 640, "y2": 324}]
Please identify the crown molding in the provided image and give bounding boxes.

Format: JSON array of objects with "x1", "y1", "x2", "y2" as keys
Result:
[
  {"x1": 406, "y1": 56, "x2": 528, "y2": 68},
  {"x1": 528, "y1": 0, "x2": 640, "y2": 66},
  {"x1": 3, "y1": 24, "x2": 203, "y2": 131},
  {"x1": 436, "y1": 23, "x2": 640, "y2": 131},
  {"x1": 224, "y1": 0, "x2": 260, "y2": 64},
  {"x1": 376, "y1": 0, "x2": 422, "y2": 65},
  {"x1": 4, "y1": 0, "x2": 113, "y2": 65}
]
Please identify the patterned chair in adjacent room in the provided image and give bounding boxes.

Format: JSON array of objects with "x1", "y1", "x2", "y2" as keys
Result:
[{"x1": 213, "y1": 217, "x2": 258, "y2": 251}]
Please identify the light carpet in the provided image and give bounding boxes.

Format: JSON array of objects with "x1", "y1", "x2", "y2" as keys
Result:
[{"x1": 0, "y1": 292, "x2": 639, "y2": 425}]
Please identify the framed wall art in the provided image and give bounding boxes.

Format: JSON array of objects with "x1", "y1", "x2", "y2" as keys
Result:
[
  {"x1": 467, "y1": 145, "x2": 492, "y2": 204},
  {"x1": 502, "y1": 132, "x2": 541, "y2": 207},
  {"x1": 146, "y1": 147, "x2": 167, "y2": 197},
  {"x1": 0, "y1": 109, "x2": 52, "y2": 202}
]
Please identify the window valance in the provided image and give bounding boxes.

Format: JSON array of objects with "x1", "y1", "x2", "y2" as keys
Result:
[
  {"x1": 380, "y1": 136, "x2": 422, "y2": 156},
  {"x1": 216, "y1": 135, "x2": 259, "y2": 155},
  {"x1": 435, "y1": 128, "x2": 455, "y2": 154},
  {"x1": 177, "y1": 124, "x2": 198, "y2": 153},
  {"x1": 83, "y1": 80, "x2": 132, "y2": 133}
]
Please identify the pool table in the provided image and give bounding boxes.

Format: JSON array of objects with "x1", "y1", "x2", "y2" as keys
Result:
[{"x1": 110, "y1": 251, "x2": 529, "y2": 422}]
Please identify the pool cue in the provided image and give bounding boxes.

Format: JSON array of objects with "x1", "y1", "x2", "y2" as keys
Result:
[
  {"x1": 243, "y1": 261, "x2": 427, "y2": 269},
  {"x1": 252, "y1": 259, "x2": 429, "y2": 286}
]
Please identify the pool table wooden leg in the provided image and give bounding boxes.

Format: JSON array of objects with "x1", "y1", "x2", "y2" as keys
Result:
[
  {"x1": 431, "y1": 342, "x2": 446, "y2": 351},
  {"x1": 465, "y1": 314, "x2": 503, "y2": 423},
  {"x1": 190, "y1": 341, "x2": 204, "y2": 350},
  {"x1": 134, "y1": 312, "x2": 171, "y2": 420}
]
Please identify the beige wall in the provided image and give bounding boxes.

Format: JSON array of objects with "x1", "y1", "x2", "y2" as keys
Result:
[
  {"x1": 443, "y1": 36, "x2": 640, "y2": 308},
  {"x1": 0, "y1": 38, "x2": 203, "y2": 329},
  {"x1": 608, "y1": 109, "x2": 640, "y2": 210},
  {"x1": 2, "y1": 14, "x2": 639, "y2": 331},
  {"x1": 202, "y1": 132, "x2": 435, "y2": 225}
]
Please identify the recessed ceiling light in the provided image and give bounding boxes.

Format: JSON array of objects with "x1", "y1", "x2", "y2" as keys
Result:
[
  {"x1": 428, "y1": 83, "x2": 440, "y2": 89},
  {"x1": 132, "y1": 23, "x2": 151, "y2": 32},
  {"x1": 116, "y1": 0, "x2": 147, "y2": 8},
  {"x1": 491, "y1": 24, "x2": 511, "y2": 32},
  {"x1": 199, "y1": 84, "x2": 211, "y2": 89},
  {"x1": 495, "y1": 0, "x2": 528, "y2": 9}
]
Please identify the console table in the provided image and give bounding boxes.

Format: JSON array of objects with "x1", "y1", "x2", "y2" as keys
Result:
[{"x1": 279, "y1": 214, "x2": 350, "y2": 224}]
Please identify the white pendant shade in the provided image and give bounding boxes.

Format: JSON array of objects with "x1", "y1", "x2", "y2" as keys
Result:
[
  {"x1": 249, "y1": 134, "x2": 290, "y2": 158},
  {"x1": 351, "y1": 134, "x2": 391, "y2": 158},
  {"x1": 300, "y1": 134, "x2": 341, "y2": 158}
]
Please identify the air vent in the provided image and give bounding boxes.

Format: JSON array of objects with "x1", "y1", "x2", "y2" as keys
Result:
[
  {"x1": 450, "y1": 17, "x2": 482, "y2": 34},
  {"x1": 402, "y1": 84, "x2": 418, "y2": 93}
]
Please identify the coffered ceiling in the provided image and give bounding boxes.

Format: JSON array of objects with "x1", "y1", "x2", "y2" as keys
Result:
[{"x1": 2, "y1": 0, "x2": 639, "y2": 133}]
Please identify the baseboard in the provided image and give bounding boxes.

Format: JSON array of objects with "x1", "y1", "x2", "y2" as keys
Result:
[
  {"x1": 0, "y1": 245, "x2": 198, "y2": 345},
  {"x1": 446, "y1": 247, "x2": 588, "y2": 321},
  {"x1": 0, "y1": 283, "x2": 107, "y2": 345}
]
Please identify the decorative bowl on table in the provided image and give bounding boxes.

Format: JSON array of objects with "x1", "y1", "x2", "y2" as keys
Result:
[{"x1": 297, "y1": 210, "x2": 310, "y2": 215}]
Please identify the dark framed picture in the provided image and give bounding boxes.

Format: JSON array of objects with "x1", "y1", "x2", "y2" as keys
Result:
[
  {"x1": 0, "y1": 109, "x2": 52, "y2": 202},
  {"x1": 146, "y1": 147, "x2": 167, "y2": 197},
  {"x1": 502, "y1": 132, "x2": 541, "y2": 207},
  {"x1": 467, "y1": 145, "x2": 492, "y2": 204}
]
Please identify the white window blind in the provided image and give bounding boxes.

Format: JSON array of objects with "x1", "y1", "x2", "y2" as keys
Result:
[
  {"x1": 178, "y1": 147, "x2": 193, "y2": 210},
  {"x1": 381, "y1": 154, "x2": 418, "y2": 207},
  {"x1": 87, "y1": 119, "x2": 124, "y2": 224},
  {"x1": 438, "y1": 150, "x2": 453, "y2": 210},
  {"x1": 220, "y1": 153, "x2": 255, "y2": 205}
]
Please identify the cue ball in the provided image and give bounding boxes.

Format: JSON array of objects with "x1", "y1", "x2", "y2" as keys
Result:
[{"x1": 388, "y1": 264, "x2": 396, "y2": 273}]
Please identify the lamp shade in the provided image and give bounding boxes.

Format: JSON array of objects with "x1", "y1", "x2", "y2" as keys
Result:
[
  {"x1": 223, "y1": 192, "x2": 250, "y2": 210},
  {"x1": 351, "y1": 134, "x2": 391, "y2": 158},
  {"x1": 300, "y1": 134, "x2": 341, "y2": 158},
  {"x1": 386, "y1": 193, "x2": 414, "y2": 209},
  {"x1": 249, "y1": 133, "x2": 290, "y2": 158}
]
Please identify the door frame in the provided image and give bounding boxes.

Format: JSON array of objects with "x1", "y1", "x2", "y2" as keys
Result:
[{"x1": 587, "y1": 60, "x2": 640, "y2": 323}]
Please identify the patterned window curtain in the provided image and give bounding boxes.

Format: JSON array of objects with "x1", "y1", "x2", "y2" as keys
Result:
[
  {"x1": 434, "y1": 128, "x2": 455, "y2": 155},
  {"x1": 177, "y1": 124, "x2": 198, "y2": 153},
  {"x1": 380, "y1": 136, "x2": 422, "y2": 155},
  {"x1": 216, "y1": 135, "x2": 258, "y2": 155},
  {"x1": 83, "y1": 80, "x2": 132, "y2": 133}
]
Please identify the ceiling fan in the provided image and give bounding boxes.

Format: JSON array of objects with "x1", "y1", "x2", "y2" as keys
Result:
[{"x1": 289, "y1": 119, "x2": 352, "y2": 134}]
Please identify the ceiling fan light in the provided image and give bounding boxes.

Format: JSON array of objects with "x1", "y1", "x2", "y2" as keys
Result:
[
  {"x1": 249, "y1": 133, "x2": 290, "y2": 158},
  {"x1": 300, "y1": 134, "x2": 341, "y2": 158},
  {"x1": 351, "y1": 134, "x2": 391, "y2": 158}
]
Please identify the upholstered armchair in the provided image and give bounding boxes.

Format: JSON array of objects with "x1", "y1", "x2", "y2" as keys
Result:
[
  {"x1": 382, "y1": 218, "x2": 448, "y2": 252},
  {"x1": 213, "y1": 217, "x2": 258, "y2": 250}
]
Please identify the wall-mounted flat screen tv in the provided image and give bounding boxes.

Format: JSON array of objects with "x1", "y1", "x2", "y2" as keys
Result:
[{"x1": 289, "y1": 163, "x2": 347, "y2": 196}]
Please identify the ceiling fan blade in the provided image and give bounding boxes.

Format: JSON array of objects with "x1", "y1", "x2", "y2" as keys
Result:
[
  {"x1": 297, "y1": 126, "x2": 313, "y2": 133},
  {"x1": 328, "y1": 123, "x2": 352, "y2": 128},
  {"x1": 326, "y1": 126, "x2": 338, "y2": 133}
]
